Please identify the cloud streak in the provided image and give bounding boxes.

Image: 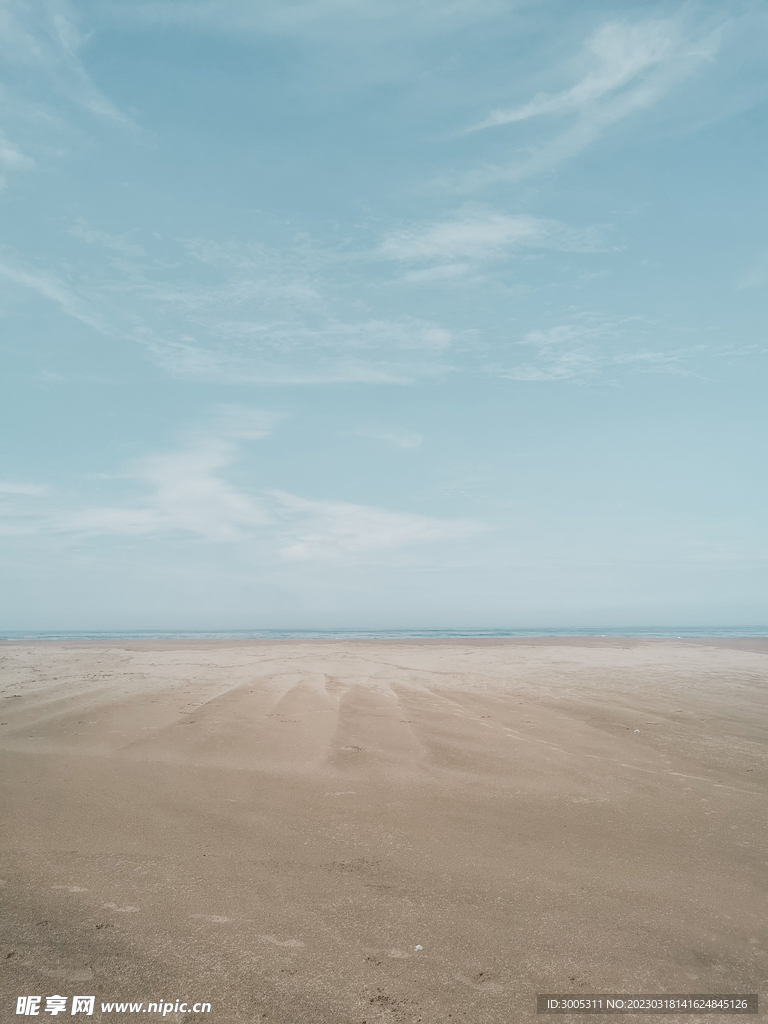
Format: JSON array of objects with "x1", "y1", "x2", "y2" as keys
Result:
[
  {"x1": 378, "y1": 208, "x2": 607, "y2": 266},
  {"x1": 0, "y1": 481, "x2": 50, "y2": 497},
  {"x1": 362, "y1": 430, "x2": 423, "y2": 450},
  {"x1": 141, "y1": 319, "x2": 454, "y2": 385},
  {"x1": 0, "y1": 0, "x2": 133, "y2": 188},
  {"x1": 0, "y1": 0, "x2": 129, "y2": 122},
  {"x1": 0, "y1": 236, "x2": 456, "y2": 385},
  {"x1": 271, "y1": 490, "x2": 476, "y2": 560},
  {"x1": 486, "y1": 314, "x2": 706, "y2": 383},
  {"x1": 0, "y1": 254, "x2": 111, "y2": 334},
  {"x1": 4, "y1": 418, "x2": 477, "y2": 560},
  {"x1": 64, "y1": 440, "x2": 271, "y2": 542},
  {"x1": 457, "y1": 17, "x2": 722, "y2": 186},
  {"x1": 0, "y1": 228, "x2": 729, "y2": 390}
]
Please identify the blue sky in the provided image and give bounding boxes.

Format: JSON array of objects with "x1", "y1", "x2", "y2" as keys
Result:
[{"x1": 1, "y1": 0, "x2": 767, "y2": 629}]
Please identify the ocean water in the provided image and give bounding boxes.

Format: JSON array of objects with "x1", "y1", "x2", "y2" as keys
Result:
[{"x1": 1, "y1": 626, "x2": 767, "y2": 641}]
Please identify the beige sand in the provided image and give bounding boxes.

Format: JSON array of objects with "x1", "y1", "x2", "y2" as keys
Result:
[{"x1": 1, "y1": 639, "x2": 766, "y2": 1022}]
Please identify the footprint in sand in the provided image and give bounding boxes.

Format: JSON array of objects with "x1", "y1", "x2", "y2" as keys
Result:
[
  {"x1": 102, "y1": 902, "x2": 139, "y2": 913},
  {"x1": 53, "y1": 885, "x2": 88, "y2": 892},
  {"x1": 190, "y1": 914, "x2": 231, "y2": 923},
  {"x1": 387, "y1": 949, "x2": 412, "y2": 959},
  {"x1": 258, "y1": 934, "x2": 304, "y2": 949}
]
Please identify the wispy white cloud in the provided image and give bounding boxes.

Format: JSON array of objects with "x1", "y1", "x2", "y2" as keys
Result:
[
  {"x1": 0, "y1": 236, "x2": 456, "y2": 384},
  {"x1": 208, "y1": 405, "x2": 281, "y2": 440},
  {"x1": 0, "y1": 0, "x2": 132, "y2": 187},
  {"x1": 63, "y1": 439, "x2": 271, "y2": 542},
  {"x1": 0, "y1": 254, "x2": 108, "y2": 332},
  {"x1": 62, "y1": 471, "x2": 474, "y2": 558},
  {"x1": 523, "y1": 320, "x2": 624, "y2": 348},
  {"x1": 486, "y1": 313, "x2": 703, "y2": 382},
  {"x1": 0, "y1": 0, "x2": 129, "y2": 122},
  {"x1": 457, "y1": 17, "x2": 722, "y2": 186},
  {"x1": 399, "y1": 263, "x2": 472, "y2": 284},
  {"x1": 0, "y1": 230, "x2": 724, "y2": 388},
  {"x1": 470, "y1": 21, "x2": 681, "y2": 131},
  {"x1": 0, "y1": 481, "x2": 50, "y2": 496},
  {"x1": 58, "y1": 408, "x2": 282, "y2": 541},
  {"x1": 68, "y1": 219, "x2": 146, "y2": 258},
  {"x1": 362, "y1": 430, "x2": 423, "y2": 450},
  {"x1": 270, "y1": 490, "x2": 476, "y2": 560},
  {"x1": 378, "y1": 207, "x2": 606, "y2": 267},
  {"x1": 5, "y1": 417, "x2": 475, "y2": 559},
  {"x1": 142, "y1": 318, "x2": 453, "y2": 385}
]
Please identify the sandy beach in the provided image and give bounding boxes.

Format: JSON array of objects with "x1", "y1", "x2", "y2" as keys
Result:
[{"x1": 1, "y1": 638, "x2": 766, "y2": 1022}]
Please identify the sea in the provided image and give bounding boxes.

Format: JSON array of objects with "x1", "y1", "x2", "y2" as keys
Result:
[{"x1": 1, "y1": 626, "x2": 766, "y2": 641}]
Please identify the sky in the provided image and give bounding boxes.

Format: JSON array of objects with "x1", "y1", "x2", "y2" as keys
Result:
[{"x1": 1, "y1": 0, "x2": 767, "y2": 630}]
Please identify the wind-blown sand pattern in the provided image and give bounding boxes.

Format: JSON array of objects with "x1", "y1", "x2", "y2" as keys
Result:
[{"x1": 1, "y1": 639, "x2": 766, "y2": 1022}]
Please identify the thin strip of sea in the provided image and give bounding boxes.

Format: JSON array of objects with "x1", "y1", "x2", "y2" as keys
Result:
[{"x1": 2, "y1": 627, "x2": 767, "y2": 641}]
